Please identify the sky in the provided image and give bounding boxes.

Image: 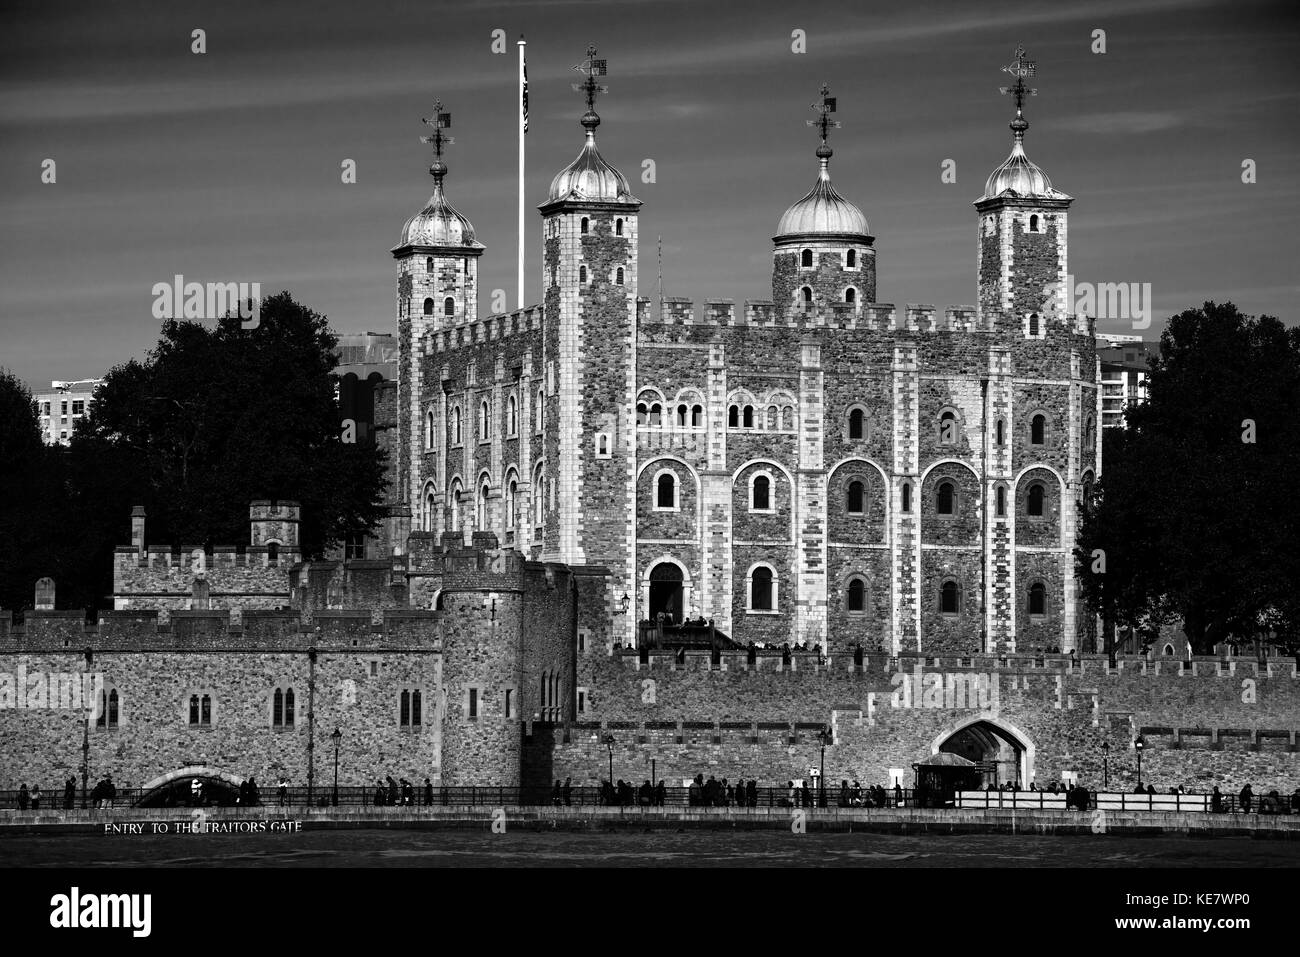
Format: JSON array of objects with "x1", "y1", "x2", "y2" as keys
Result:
[{"x1": 2, "y1": 0, "x2": 1298, "y2": 389}]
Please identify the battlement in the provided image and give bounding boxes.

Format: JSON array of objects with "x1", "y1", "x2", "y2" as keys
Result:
[
  {"x1": 609, "y1": 649, "x2": 1299, "y2": 681},
  {"x1": 639, "y1": 297, "x2": 1095, "y2": 339},
  {"x1": 115, "y1": 545, "x2": 303, "y2": 572},
  {"x1": 0, "y1": 608, "x2": 441, "y2": 651},
  {"x1": 248, "y1": 500, "x2": 300, "y2": 523},
  {"x1": 426, "y1": 304, "x2": 544, "y2": 356}
]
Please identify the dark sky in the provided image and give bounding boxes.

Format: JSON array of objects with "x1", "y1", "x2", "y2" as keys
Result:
[{"x1": 2, "y1": 0, "x2": 1298, "y2": 389}]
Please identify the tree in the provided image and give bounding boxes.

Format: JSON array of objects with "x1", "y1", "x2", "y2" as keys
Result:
[
  {"x1": 1077, "y1": 302, "x2": 1300, "y2": 655},
  {"x1": 0, "y1": 370, "x2": 58, "y2": 612},
  {"x1": 52, "y1": 292, "x2": 389, "y2": 610}
]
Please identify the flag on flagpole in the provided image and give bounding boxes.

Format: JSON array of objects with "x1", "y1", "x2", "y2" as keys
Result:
[{"x1": 521, "y1": 56, "x2": 529, "y2": 133}]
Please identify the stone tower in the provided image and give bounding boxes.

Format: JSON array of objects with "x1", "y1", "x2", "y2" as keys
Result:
[
  {"x1": 772, "y1": 84, "x2": 875, "y2": 318},
  {"x1": 537, "y1": 47, "x2": 640, "y2": 623},
  {"x1": 394, "y1": 102, "x2": 484, "y2": 539}
]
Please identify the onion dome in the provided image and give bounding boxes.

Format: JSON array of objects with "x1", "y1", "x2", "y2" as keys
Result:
[
  {"x1": 775, "y1": 84, "x2": 870, "y2": 241},
  {"x1": 546, "y1": 109, "x2": 639, "y2": 205},
  {"x1": 775, "y1": 150, "x2": 870, "y2": 239},
  {"x1": 980, "y1": 47, "x2": 1070, "y2": 202},
  {"x1": 399, "y1": 173, "x2": 479, "y2": 247}
]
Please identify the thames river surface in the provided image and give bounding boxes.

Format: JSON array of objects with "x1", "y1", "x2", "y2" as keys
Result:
[{"x1": 3, "y1": 830, "x2": 1299, "y2": 867}]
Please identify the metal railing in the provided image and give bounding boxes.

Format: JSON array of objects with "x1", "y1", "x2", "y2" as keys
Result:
[{"x1": 2, "y1": 785, "x2": 1296, "y2": 814}]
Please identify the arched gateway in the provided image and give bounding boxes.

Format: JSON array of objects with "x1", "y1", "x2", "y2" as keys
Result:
[
  {"x1": 647, "y1": 562, "x2": 685, "y2": 624},
  {"x1": 135, "y1": 765, "x2": 245, "y2": 808},
  {"x1": 932, "y1": 715, "x2": 1034, "y2": 789}
]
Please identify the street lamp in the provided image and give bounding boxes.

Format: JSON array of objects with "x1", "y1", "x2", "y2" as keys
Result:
[
  {"x1": 330, "y1": 728, "x2": 342, "y2": 807},
  {"x1": 619, "y1": 592, "x2": 631, "y2": 614},
  {"x1": 1134, "y1": 734, "x2": 1145, "y2": 791},
  {"x1": 602, "y1": 733, "x2": 616, "y2": 801},
  {"x1": 816, "y1": 727, "x2": 832, "y2": 808},
  {"x1": 1101, "y1": 741, "x2": 1109, "y2": 790}
]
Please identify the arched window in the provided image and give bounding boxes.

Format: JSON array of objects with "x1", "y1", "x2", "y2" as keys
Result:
[
  {"x1": 677, "y1": 404, "x2": 688, "y2": 427},
  {"x1": 902, "y1": 481, "x2": 912, "y2": 513},
  {"x1": 615, "y1": 218, "x2": 623, "y2": 236},
  {"x1": 444, "y1": 297, "x2": 455, "y2": 317},
  {"x1": 845, "y1": 287, "x2": 856, "y2": 303},
  {"x1": 846, "y1": 480, "x2": 865, "y2": 514},
  {"x1": 533, "y1": 469, "x2": 545, "y2": 526},
  {"x1": 728, "y1": 405, "x2": 739, "y2": 428},
  {"x1": 995, "y1": 419, "x2": 1005, "y2": 446},
  {"x1": 656, "y1": 472, "x2": 676, "y2": 509},
  {"x1": 597, "y1": 433, "x2": 609, "y2": 456},
  {"x1": 751, "y1": 474, "x2": 771, "y2": 511},
  {"x1": 477, "y1": 481, "x2": 490, "y2": 529},
  {"x1": 536, "y1": 389, "x2": 544, "y2": 432},
  {"x1": 579, "y1": 265, "x2": 587, "y2": 284},
  {"x1": 1030, "y1": 414, "x2": 1046, "y2": 445},
  {"x1": 801, "y1": 249, "x2": 813, "y2": 268},
  {"x1": 450, "y1": 483, "x2": 463, "y2": 532},
  {"x1": 649, "y1": 403, "x2": 662, "y2": 427},
  {"x1": 424, "y1": 489, "x2": 436, "y2": 532},
  {"x1": 451, "y1": 406, "x2": 461, "y2": 445},
  {"x1": 800, "y1": 286, "x2": 813, "y2": 304},
  {"x1": 507, "y1": 395, "x2": 517, "y2": 435},
  {"x1": 1028, "y1": 581, "x2": 1047, "y2": 617},
  {"x1": 1027, "y1": 483, "x2": 1045, "y2": 517},
  {"x1": 848, "y1": 407, "x2": 866, "y2": 440},
  {"x1": 637, "y1": 402, "x2": 648, "y2": 427},
  {"x1": 1084, "y1": 416, "x2": 1095, "y2": 450},
  {"x1": 766, "y1": 405, "x2": 777, "y2": 430},
  {"x1": 846, "y1": 249, "x2": 857, "y2": 268},
  {"x1": 188, "y1": 693, "x2": 212, "y2": 726},
  {"x1": 423, "y1": 298, "x2": 434, "y2": 316},
  {"x1": 480, "y1": 401, "x2": 491, "y2": 442},
  {"x1": 267, "y1": 542, "x2": 279, "y2": 565},
  {"x1": 936, "y1": 480, "x2": 956, "y2": 515},
  {"x1": 580, "y1": 216, "x2": 589, "y2": 234},
  {"x1": 691, "y1": 404, "x2": 704, "y2": 427},
  {"x1": 425, "y1": 409, "x2": 435, "y2": 450},
  {"x1": 750, "y1": 566, "x2": 774, "y2": 611},
  {"x1": 940, "y1": 580, "x2": 960, "y2": 615},
  {"x1": 273, "y1": 688, "x2": 283, "y2": 726},
  {"x1": 616, "y1": 267, "x2": 625, "y2": 285},
  {"x1": 1162, "y1": 643, "x2": 1175, "y2": 657},
  {"x1": 1028, "y1": 313, "x2": 1040, "y2": 336},
  {"x1": 1029, "y1": 214, "x2": 1039, "y2": 232},
  {"x1": 782, "y1": 405, "x2": 794, "y2": 429},
  {"x1": 425, "y1": 256, "x2": 434, "y2": 272},
  {"x1": 506, "y1": 479, "x2": 517, "y2": 529},
  {"x1": 939, "y1": 410, "x2": 959, "y2": 445},
  {"x1": 846, "y1": 577, "x2": 867, "y2": 612},
  {"x1": 97, "y1": 688, "x2": 119, "y2": 728},
  {"x1": 996, "y1": 485, "x2": 1007, "y2": 517},
  {"x1": 742, "y1": 405, "x2": 754, "y2": 428}
]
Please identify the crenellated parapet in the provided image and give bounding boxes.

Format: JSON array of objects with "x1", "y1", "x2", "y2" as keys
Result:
[{"x1": 425, "y1": 304, "x2": 544, "y2": 356}]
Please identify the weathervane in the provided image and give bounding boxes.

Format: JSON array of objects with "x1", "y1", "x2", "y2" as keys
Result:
[
  {"x1": 572, "y1": 44, "x2": 609, "y2": 117},
  {"x1": 999, "y1": 45, "x2": 1037, "y2": 115},
  {"x1": 807, "y1": 83, "x2": 841, "y2": 155},
  {"x1": 419, "y1": 99, "x2": 454, "y2": 183}
]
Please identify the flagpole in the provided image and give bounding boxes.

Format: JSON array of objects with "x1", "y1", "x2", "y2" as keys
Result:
[{"x1": 518, "y1": 35, "x2": 526, "y2": 310}]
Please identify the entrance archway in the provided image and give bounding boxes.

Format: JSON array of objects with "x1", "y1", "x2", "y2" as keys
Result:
[
  {"x1": 933, "y1": 717, "x2": 1032, "y2": 789},
  {"x1": 647, "y1": 562, "x2": 684, "y2": 624},
  {"x1": 135, "y1": 765, "x2": 245, "y2": 808}
]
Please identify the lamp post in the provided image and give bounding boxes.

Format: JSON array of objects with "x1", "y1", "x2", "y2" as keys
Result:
[
  {"x1": 603, "y1": 733, "x2": 615, "y2": 800},
  {"x1": 817, "y1": 727, "x2": 831, "y2": 809},
  {"x1": 331, "y1": 728, "x2": 342, "y2": 807},
  {"x1": 1101, "y1": 741, "x2": 1109, "y2": 790},
  {"x1": 619, "y1": 592, "x2": 630, "y2": 615},
  {"x1": 1134, "y1": 734, "x2": 1145, "y2": 791}
]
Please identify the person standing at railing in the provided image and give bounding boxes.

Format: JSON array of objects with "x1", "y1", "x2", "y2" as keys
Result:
[
  {"x1": 423, "y1": 778, "x2": 433, "y2": 806},
  {"x1": 17, "y1": 783, "x2": 29, "y2": 810},
  {"x1": 1238, "y1": 783, "x2": 1253, "y2": 813},
  {"x1": 30, "y1": 784, "x2": 41, "y2": 810},
  {"x1": 64, "y1": 776, "x2": 76, "y2": 810},
  {"x1": 893, "y1": 783, "x2": 902, "y2": 807},
  {"x1": 278, "y1": 778, "x2": 288, "y2": 807},
  {"x1": 563, "y1": 777, "x2": 573, "y2": 806},
  {"x1": 1210, "y1": 786, "x2": 1223, "y2": 812}
]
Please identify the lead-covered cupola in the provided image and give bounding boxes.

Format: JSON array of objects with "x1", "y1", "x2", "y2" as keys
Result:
[{"x1": 772, "y1": 84, "x2": 875, "y2": 315}]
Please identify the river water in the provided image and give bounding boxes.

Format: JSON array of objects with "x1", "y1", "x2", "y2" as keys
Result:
[{"x1": 3, "y1": 830, "x2": 1298, "y2": 867}]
